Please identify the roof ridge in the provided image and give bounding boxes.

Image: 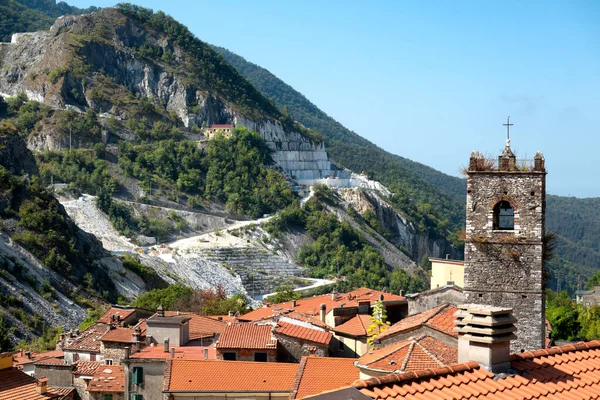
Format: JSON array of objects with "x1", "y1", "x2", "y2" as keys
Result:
[
  {"x1": 413, "y1": 336, "x2": 445, "y2": 367},
  {"x1": 352, "y1": 361, "x2": 480, "y2": 389},
  {"x1": 290, "y1": 356, "x2": 309, "y2": 399},
  {"x1": 400, "y1": 341, "x2": 416, "y2": 372},
  {"x1": 423, "y1": 303, "x2": 449, "y2": 324},
  {"x1": 357, "y1": 340, "x2": 413, "y2": 367},
  {"x1": 511, "y1": 340, "x2": 600, "y2": 361}
]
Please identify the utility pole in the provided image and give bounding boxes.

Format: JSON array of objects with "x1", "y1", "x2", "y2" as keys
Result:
[{"x1": 556, "y1": 271, "x2": 561, "y2": 293}]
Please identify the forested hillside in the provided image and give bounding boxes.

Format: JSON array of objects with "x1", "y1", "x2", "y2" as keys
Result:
[
  {"x1": 213, "y1": 47, "x2": 600, "y2": 294},
  {"x1": 0, "y1": 0, "x2": 98, "y2": 42}
]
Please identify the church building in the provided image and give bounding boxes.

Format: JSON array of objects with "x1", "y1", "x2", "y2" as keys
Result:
[{"x1": 463, "y1": 121, "x2": 547, "y2": 352}]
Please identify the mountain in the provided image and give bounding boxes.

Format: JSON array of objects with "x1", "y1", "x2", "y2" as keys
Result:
[
  {"x1": 0, "y1": 0, "x2": 99, "y2": 42},
  {"x1": 212, "y1": 47, "x2": 600, "y2": 294}
]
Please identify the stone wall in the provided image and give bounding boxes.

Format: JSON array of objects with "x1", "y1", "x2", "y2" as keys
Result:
[
  {"x1": 34, "y1": 364, "x2": 73, "y2": 387},
  {"x1": 376, "y1": 325, "x2": 457, "y2": 349},
  {"x1": 464, "y1": 169, "x2": 546, "y2": 352},
  {"x1": 215, "y1": 348, "x2": 277, "y2": 362},
  {"x1": 406, "y1": 287, "x2": 465, "y2": 316},
  {"x1": 100, "y1": 342, "x2": 128, "y2": 365},
  {"x1": 274, "y1": 334, "x2": 327, "y2": 362}
]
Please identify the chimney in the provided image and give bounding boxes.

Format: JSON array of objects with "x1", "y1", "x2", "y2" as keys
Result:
[
  {"x1": 20, "y1": 349, "x2": 24, "y2": 357},
  {"x1": 124, "y1": 346, "x2": 130, "y2": 360},
  {"x1": 36, "y1": 378, "x2": 48, "y2": 395},
  {"x1": 534, "y1": 151, "x2": 545, "y2": 172},
  {"x1": 331, "y1": 292, "x2": 336, "y2": 301},
  {"x1": 170, "y1": 348, "x2": 175, "y2": 358},
  {"x1": 454, "y1": 304, "x2": 517, "y2": 373},
  {"x1": 291, "y1": 300, "x2": 297, "y2": 308},
  {"x1": 146, "y1": 335, "x2": 153, "y2": 346},
  {"x1": 358, "y1": 300, "x2": 370, "y2": 314},
  {"x1": 157, "y1": 305, "x2": 165, "y2": 317},
  {"x1": 446, "y1": 254, "x2": 450, "y2": 260},
  {"x1": 399, "y1": 289, "x2": 405, "y2": 296},
  {"x1": 204, "y1": 348, "x2": 208, "y2": 360},
  {"x1": 164, "y1": 337, "x2": 170, "y2": 353},
  {"x1": 319, "y1": 304, "x2": 326, "y2": 323},
  {"x1": 228, "y1": 311, "x2": 234, "y2": 317},
  {"x1": 378, "y1": 294, "x2": 384, "y2": 302},
  {"x1": 25, "y1": 350, "x2": 31, "y2": 359},
  {"x1": 217, "y1": 317, "x2": 223, "y2": 321}
]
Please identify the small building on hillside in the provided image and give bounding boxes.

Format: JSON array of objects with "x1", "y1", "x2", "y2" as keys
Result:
[
  {"x1": 429, "y1": 257, "x2": 464, "y2": 290},
  {"x1": 580, "y1": 285, "x2": 600, "y2": 306},
  {"x1": 206, "y1": 124, "x2": 234, "y2": 139}
]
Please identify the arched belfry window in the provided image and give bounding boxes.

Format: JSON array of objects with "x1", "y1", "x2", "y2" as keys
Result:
[{"x1": 493, "y1": 201, "x2": 514, "y2": 230}]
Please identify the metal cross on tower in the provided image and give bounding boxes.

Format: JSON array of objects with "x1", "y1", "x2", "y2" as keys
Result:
[{"x1": 503, "y1": 116, "x2": 514, "y2": 141}]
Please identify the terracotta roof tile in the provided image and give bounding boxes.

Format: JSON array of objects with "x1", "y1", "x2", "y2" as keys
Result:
[
  {"x1": 348, "y1": 340, "x2": 600, "y2": 399},
  {"x1": 275, "y1": 322, "x2": 332, "y2": 345},
  {"x1": 357, "y1": 336, "x2": 457, "y2": 374},
  {"x1": 129, "y1": 345, "x2": 215, "y2": 360},
  {"x1": 291, "y1": 357, "x2": 360, "y2": 399},
  {"x1": 97, "y1": 307, "x2": 136, "y2": 324},
  {"x1": 100, "y1": 327, "x2": 135, "y2": 343},
  {"x1": 377, "y1": 304, "x2": 458, "y2": 342},
  {"x1": 33, "y1": 357, "x2": 67, "y2": 366},
  {"x1": 240, "y1": 288, "x2": 405, "y2": 323},
  {"x1": 164, "y1": 359, "x2": 298, "y2": 392},
  {"x1": 283, "y1": 312, "x2": 330, "y2": 329},
  {"x1": 13, "y1": 350, "x2": 64, "y2": 367},
  {"x1": 62, "y1": 323, "x2": 110, "y2": 353},
  {"x1": 135, "y1": 311, "x2": 227, "y2": 340},
  {"x1": 334, "y1": 314, "x2": 373, "y2": 337},
  {"x1": 73, "y1": 360, "x2": 101, "y2": 376},
  {"x1": 87, "y1": 365, "x2": 125, "y2": 393},
  {"x1": 0, "y1": 368, "x2": 66, "y2": 400},
  {"x1": 216, "y1": 324, "x2": 277, "y2": 350}
]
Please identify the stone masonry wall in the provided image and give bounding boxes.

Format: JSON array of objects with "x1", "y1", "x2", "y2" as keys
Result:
[
  {"x1": 464, "y1": 170, "x2": 546, "y2": 352},
  {"x1": 216, "y1": 348, "x2": 277, "y2": 362},
  {"x1": 100, "y1": 342, "x2": 128, "y2": 365},
  {"x1": 274, "y1": 334, "x2": 327, "y2": 362}
]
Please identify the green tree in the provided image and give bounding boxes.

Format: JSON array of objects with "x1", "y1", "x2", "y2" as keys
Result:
[
  {"x1": 366, "y1": 299, "x2": 390, "y2": 349},
  {"x1": 0, "y1": 316, "x2": 13, "y2": 352},
  {"x1": 264, "y1": 284, "x2": 300, "y2": 304}
]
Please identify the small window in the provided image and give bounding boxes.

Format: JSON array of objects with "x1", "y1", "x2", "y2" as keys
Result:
[
  {"x1": 90, "y1": 354, "x2": 96, "y2": 362},
  {"x1": 105, "y1": 359, "x2": 113, "y2": 365},
  {"x1": 132, "y1": 395, "x2": 143, "y2": 400},
  {"x1": 493, "y1": 201, "x2": 514, "y2": 230},
  {"x1": 223, "y1": 352, "x2": 237, "y2": 361},
  {"x1": 133, "y1": 367, "x2": 144, "y2": 385},
  {"x1": 103, "y1": 394, "x2": 113, "y2": 400},
  {"x1": 254, "y1": 352, "x2": 267, "y2": 362}
]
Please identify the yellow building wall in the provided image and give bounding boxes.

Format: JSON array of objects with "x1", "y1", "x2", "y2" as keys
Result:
[
  {"x1": 430, "y1": 259, "x2": 464, "y2": 289},
  {"x1": 0, "y1": 353, "x2": 13, "y2": 370}
]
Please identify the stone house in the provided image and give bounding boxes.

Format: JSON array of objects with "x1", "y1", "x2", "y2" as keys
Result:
[
  {"x1": 99, "y1": 327, "x2": 139, "y2": 365},
  {"x1": 13, "y1": 349, "x2": 64, "y2": 376},
  {"x1": 273, "y1": 321, "x2": 332, "y2": 362},
  {"x1": 216, "y1": 324, "x2": 277, "y2": 362},
  {"x1": 72, "y1": 361, "x2": 101, "y2": 400},
  {"x1": 61, "y1": 323, "x2": 111, "y2": 364},
  {"x1": 96, "y1": 306, "x2": 152, "y2": 327},
  {"x1": 33, "y1": 357, "x2": 73, "y2": 387}
]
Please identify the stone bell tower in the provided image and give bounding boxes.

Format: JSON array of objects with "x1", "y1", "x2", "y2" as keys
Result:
[{"x1": 463, "y1": 124, "x2": 546, "y2": 352}]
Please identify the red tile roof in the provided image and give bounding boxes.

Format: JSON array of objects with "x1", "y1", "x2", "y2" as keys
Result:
[
  {"x1": 129, "y1": 345, "x2": 215, "y2": 360},
  {"x1": 356, "y1": 335, "x2": 457, "y2": 374},
  {"x1": 87, "y1": 365, "x2": 125, "y2": 393},
  {"x1": 164, "y1": 359, "x2": 298, "y2": 392},
  {"x1": 73, "y1": 360, "x2": 101, "y2": 376},
  {"x1": 0, "y1": 368, "x2": 68, "y2": 399},
  {"x1": 100, "y1": 327, "x2": 135, "y2": 343},
  {"x1": 164, "y1": 311, "x2": 227, "y2": 340},
  {"x1": 216, "y1": 324, "x2": 277, "y2": 350},
  {"x1": 275, "y1": 322, "x2": 332, "y2": 345},
  {"x1": 62, "y1": 323, "x2": 110, "y2": 353},
  {"x1": 291, "y1": 357, "x2": 360, "y2": 399},
  {"x1": 377, "y1": 304, "x2": 458, "y2": 342},
  {"x1": 33, "y1": 357, "x2": 67, "y2": 366},
  {"x1": 283, "y1": 312, "x2": 330, "y2": 329},
  {"x1": 240, "y1": 288, "x2": 405, "y2": 324},
  {"x1": 351, "y1": 340, "x2": 600, "y2": 399},
  {"x1": 13, "y1": 350, "x2": 64, "y2": 367},
  {"x1": 334, "y1": 314, "x2": 373, "y2": 337},
  {"x1": 97, "y1": 307, "x2": 136, "y2": 324}
]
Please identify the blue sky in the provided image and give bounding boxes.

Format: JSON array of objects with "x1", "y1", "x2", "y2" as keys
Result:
[{"x1": 68, "y1": 0, "x2": 600, "y2": 197}]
